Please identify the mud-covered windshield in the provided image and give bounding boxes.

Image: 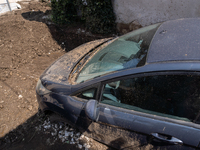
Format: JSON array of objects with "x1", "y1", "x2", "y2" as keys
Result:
[{"x1": 76, "y1": 23, "x2": 161, "y2": 83}]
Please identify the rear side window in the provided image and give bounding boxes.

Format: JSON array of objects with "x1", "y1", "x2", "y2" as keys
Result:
[{"x1": 101, "y1": 75, "x2": 200, "y2": 123}]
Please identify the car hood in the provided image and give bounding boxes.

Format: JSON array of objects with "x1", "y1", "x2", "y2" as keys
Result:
[{"x1": 40, "y1": 38, "x2": 112, "y2": 89}]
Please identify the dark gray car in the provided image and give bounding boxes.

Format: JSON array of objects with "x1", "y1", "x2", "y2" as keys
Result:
[{"x1": 36, "y1": 18, "x2": 200, "y2": 149}]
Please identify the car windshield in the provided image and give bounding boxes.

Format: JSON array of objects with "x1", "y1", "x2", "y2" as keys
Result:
[{"x1": 76, "y1": 23, "x2": 161, "y2": 83}]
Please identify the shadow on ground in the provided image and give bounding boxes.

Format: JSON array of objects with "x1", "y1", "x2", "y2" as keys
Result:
[
  {"x1": 21, "y1": 9, "x2": 110, "y2": 52},
  {"x1": 0, "y1": 110, "x2": 116, "y2": 150},
  {"x1": 0, "y1": 111, "x2": 84, "y2": 150}
]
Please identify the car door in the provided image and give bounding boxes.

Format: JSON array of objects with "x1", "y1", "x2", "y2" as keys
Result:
[{"x1": 86, "y1": 72, "x2": 200, "y2": 149}]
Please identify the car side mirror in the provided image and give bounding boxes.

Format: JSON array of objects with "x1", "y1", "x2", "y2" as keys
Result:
[{"x1": 85, "y1": 99, "x2": 99, "y2": 121}]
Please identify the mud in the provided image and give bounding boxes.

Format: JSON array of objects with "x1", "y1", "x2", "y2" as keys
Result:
[{"x1": 0, "y1": 1, "x2": 112, "y2": 149}]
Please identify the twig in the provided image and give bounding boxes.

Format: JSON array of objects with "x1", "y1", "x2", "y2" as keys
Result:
[{"x1": 28, "y1": 130, "x2": 37, "y2": 142}]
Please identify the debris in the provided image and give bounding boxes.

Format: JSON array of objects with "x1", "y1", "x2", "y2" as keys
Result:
[
  {"x1": 78, "y1": 144, "x2": 83, "y2": 149},
  {"x1": 84, "y1": 143, "x2": 91, "y2": 149},
  {"x1": 18, "y1": 95, "x2": 23, "y2": 99},
  {"x1": 42, "y1": 15, "x2": 51, "y2": 20},
  {"x1": 16, "y1": 4, "x2": 21, "y2": 9},
  {"x1": 28, "y1": 105, "x2": 32, "y2": 110},
  {"x1": 65, "y1": 131, "x2": 69, "y2": 137}
]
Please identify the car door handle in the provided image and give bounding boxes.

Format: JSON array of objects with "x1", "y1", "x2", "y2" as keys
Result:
[{"x1": 151, "y1": 133, "x2": 183, "y2": 145}]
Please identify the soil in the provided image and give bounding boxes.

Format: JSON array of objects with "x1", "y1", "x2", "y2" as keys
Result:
[{"x1": 0, "y1": 1, "x2": 113, "y2": 149}]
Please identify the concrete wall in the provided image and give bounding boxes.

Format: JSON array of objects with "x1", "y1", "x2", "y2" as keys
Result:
[
  {"x1": 0, "y1": 0, "x2": 28, "y2": 4},
  {"x1": 0, "y1": 0, "x2": 16, "y2": 3},
  {"x1": 112, "y1": 0, "x2": 200, "y2": 26}
]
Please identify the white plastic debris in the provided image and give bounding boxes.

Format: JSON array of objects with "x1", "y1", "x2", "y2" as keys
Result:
[
  {"x1": 78, "y1": 144, "x2": 83, "y2": 149},
  {"x1": 58, "y1": 130, "x2": 63, "y2": 134},
  {"x1": 42, "y1": 15, "x2": 51, "y2": 20},
  {"x1": 82, "y1": 0, "x2": 87, "y2": 5},
  {"x1": 70, "y1": 141, "x2": 75, "y2": 144},
  {"x1": 59, "y1": 125, "x2": 62, "y2": 129},
  {"x1": 43, "y1": 125, "x2": 51, "y2": 129},
  {"x1": 84, "y1": 136, "x2": 89, "y2": 141},
  {"x1": 84, "y1": 143, "x2": 91, "y2": 149},
  {"x1": 70, "y1": 132, "x2": 74, "y2": 137},
  {"x1": 79, "y1": 134, "x2": 85, "y2": 139},
  {"x1": 71, "y1": 138, "x2": 74, "y2": 142},
  {"x1": 51, "y1": 129, "x2": 57, "y2": 136},
  {"x1": 18, "y1": 95, "x2": 23, "y2": 99},
  {"x1": 76, "y1": 132, "x2": 80, "y2": 137},
  {"x1": 33, "y1": 116, "x2": 93, "y2": 148},
  {"x1": 65, "y1": 131, "x2": 69, "y2": 137},
  {"x1": 16, "y1": 3, "x2": 21, "y2": 9}
]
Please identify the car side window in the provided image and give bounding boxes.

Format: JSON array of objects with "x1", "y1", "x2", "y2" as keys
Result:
[
  {"x1": 101, "y1": 75, "x2": 200, "y2": 123},
  {"x1": 76, "y1": 88, "x2": 97, "y2": 100}
]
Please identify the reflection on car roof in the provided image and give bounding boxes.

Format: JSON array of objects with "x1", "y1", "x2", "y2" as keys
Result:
[{"x1": 147, "y1": 18, "x2": 200, "y2": 63}]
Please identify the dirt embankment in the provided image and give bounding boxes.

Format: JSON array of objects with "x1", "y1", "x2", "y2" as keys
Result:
[{"x1": 0, "y1": 1, "x2": 112, "y2": 149}]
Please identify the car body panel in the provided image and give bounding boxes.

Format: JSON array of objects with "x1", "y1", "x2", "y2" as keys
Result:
[
  {"x1": 40, "y1": 38, "x2": 112, "y2": 86},
  {"x1": 84, "y1": 122, "x2": 195, "y2": 150},
  {"x1": 40, "y1": 61, "x2": 200, "y2": 96},
  {"x1": 37, "y1": 93, "x2": 85, "y2": 124},
  {"x1": 96, "y1": 103, "x2": 200, "y2": 148},
  {"x1": 37, "y1": 90, "x2": 200, "y2": 149},
  {"x1": 147, "y1": 18, "x2": 200, "y2": 63},
  {"x1": 36, "y1": 18, "x2": 200, "y2": 149}
]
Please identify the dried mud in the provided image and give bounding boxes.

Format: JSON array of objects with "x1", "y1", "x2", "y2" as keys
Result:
[{"x1": 0, "y1": 1, "x2": 111, "y2": 149}]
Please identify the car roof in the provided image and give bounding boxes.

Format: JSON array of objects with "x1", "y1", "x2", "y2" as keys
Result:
[{"x1": 147, "y1": 18, "x2": 200, "y2": 64}]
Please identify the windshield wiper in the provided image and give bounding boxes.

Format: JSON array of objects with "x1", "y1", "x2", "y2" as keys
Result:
[
  {"x1": 71, "y1": 54, "x2": 91, "y2": 76},
  {"x1": 70, "y1": 37, "x2": 115, "y2": 78}
]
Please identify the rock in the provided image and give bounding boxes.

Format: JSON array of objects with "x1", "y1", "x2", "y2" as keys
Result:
[
  {"x1": 129, "y1": 20, "x2": 142, "y2": 31},
  {"x1": 28, "y1": 105, "x2": 32, "y2": 110},
  {"x1": 117, "y1": 20, "x2": 142, "y2": 34},
  {"x1": 122, "y1": 29, "x2": 128, "y2": 34},
  {"x1": 116, "y1": 22, "x2": 129, "y2": 33}
]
